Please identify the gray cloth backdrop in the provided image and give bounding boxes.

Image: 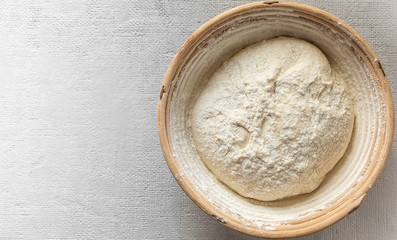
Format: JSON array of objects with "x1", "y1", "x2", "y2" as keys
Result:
[{"x1": 0, "y1": 0, "x2": 395, "y2": 239}]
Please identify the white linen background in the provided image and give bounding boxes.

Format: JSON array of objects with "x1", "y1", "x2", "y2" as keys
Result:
[{"x1": 0, "y1": 0, "x2": 395, "y2": 239}]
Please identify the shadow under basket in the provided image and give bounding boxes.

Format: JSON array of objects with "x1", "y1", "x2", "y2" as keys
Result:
[{"x1": 157, "y1": 1, "x2": 394, "y2": 238}]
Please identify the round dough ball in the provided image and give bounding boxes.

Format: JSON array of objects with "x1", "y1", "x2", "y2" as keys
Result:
[{"x1": 191, "y1": 37, "x2": 354, "y2": 201}]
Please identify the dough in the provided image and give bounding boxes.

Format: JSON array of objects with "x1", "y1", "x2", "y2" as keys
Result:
[{"x1": 191, "y1": 37, "x2": 354, "y2": 201}]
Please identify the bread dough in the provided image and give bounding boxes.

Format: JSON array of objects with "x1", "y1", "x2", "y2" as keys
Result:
[{"x1": 191, "y1": 37, "x2": 354, "y2": 201}]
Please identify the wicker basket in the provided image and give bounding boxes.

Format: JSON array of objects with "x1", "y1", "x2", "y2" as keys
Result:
[{"x1": 157, "y1": 1, "x2": 394, "y2": 238}]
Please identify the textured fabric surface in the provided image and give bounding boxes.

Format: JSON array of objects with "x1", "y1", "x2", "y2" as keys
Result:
[{"x1": 0, "y1": 0, "x2": 395, "y2": 239}]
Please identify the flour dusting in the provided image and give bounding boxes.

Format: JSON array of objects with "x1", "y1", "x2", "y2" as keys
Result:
[{"x1": 191, "y1": 37, "x2": 354, "y2": 201}]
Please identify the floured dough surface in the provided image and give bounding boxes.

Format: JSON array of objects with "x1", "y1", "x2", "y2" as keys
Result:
[{"x1": 191, "y1": 37, "x2": 354, "y2": 201}]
